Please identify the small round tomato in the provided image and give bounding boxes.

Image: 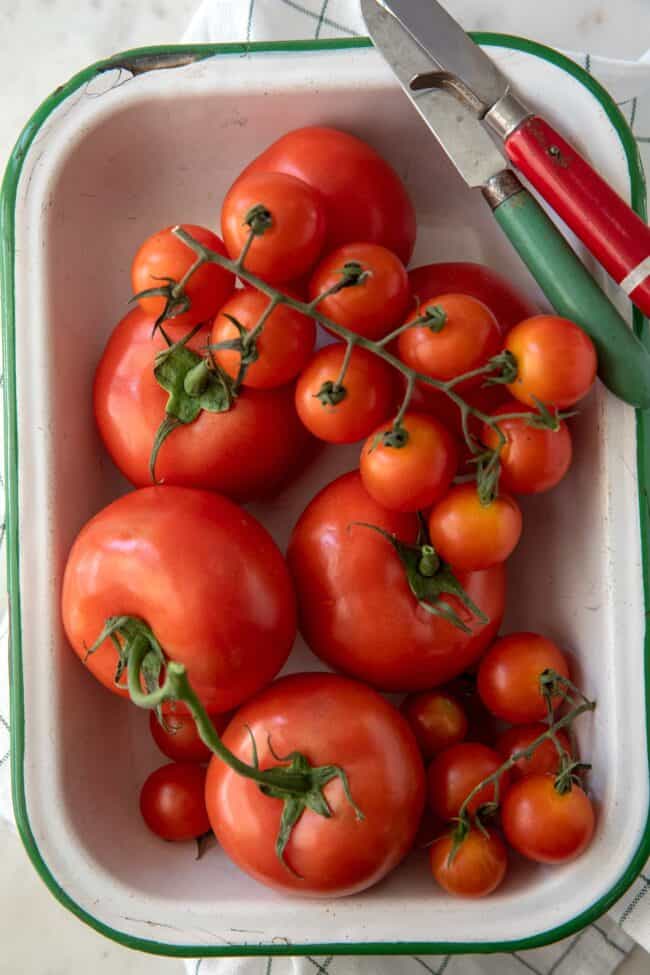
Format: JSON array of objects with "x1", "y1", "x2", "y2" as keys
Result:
[
  {"x1": 240, "y1": 126, "x2": 416, "y2": 263},
  {"x1": 502, "y1": 774, "x2": 595, "y2": 863},
  {"x1": 295, "y1": 345, "x2": 394, "y2": 443},
  {"x1": 477, "y1": 633, "x2": 571, "y2": 724},
  {"x1": 131, "y1": 225, "x2": 235, "y2": 330},
  {"x1": 401, "y1": 690, "x2": 468, "y2": 759},
  {"x1": 428, "y1": 742, "x2": 510, "y2": 821},
  {"x1": 140, "y1": 763, "x2": 210, "y2": 841},
  {"x1": 221, "y1": 171, "x2": 326, "y2": 284},
  {"x1": 397, "y1": 294, "x2": 501, "y2": 385},
  {"x1": 505, "y1": 316, "x2": 597, "y2": 408},
  {"x1": 211, "y1": 287, "x2": 315, "y2": 389},
  {"x1": 496, "y1": 723, "x2": 572, "y2": 781},
  {"x1": 360, "y1": 412, "x2": 458, "y2": 512},
  {"x1": 430, "y1": 828, "x2": 508, "y2": 898},
  {"x1": 408, "y1": 262, "x2": 538, "y2": 334},
  {"x1": 481, "y1": 400, "x2": 573, "y2": 495},
  {"x1": 428, "y1": 484, "x2": 523, "y2": 571},
  {"x1": 150, "y1": 709, "x2": 230, "y2": 763},
  {"x1": 206, "y1": 672, "x2": 426, "y2": 896},
  {"x1": 309, "y1": 242, "x2": 410, "y2": 341}
]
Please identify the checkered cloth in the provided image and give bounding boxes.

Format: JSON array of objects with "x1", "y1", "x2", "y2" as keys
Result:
[{"x1": 1, "y1": 1, "x2": 650, "y2": 972}]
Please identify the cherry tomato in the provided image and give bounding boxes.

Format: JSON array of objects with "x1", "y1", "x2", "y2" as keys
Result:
[
  {"x1": 295, "y1": 344, "x2": 395, "y2": 444},
  {"x1": 94, "y1": 307, "x2": 313, "y2": 501},
  {"x1": 240, "y1": 126, "x2": 416, "y2": 263},
  {"x1": 288, "y1": 473, "x2": 506, "y2": 692},
  {"x1": 496, "y1": 723, "x2": 572, "y2": 781},
  {"x1": 211, "y1": 286, "x2": 315, "y2": 389},
  {"x1": 443, "y1": 674, "x2": 501, "y2": 745},
  {"x1": 481, "y1": 400, "x2": 573, "y2": 495},
  {"x1": 205, "y1": 672, "x2": 426, "y2": 896},
  {"x1": 221, "y1": 171, "x2": 326, "y2": 284},
  {"x1": 430, "y1": 828, "x2": 508, "y2": 898},
  {"x1": 428, "y1": 484, "x2": 523, "y2": 571},
  {"x1": 397, "y1": 294, "x2": 501, "y2": 386},
  {"x1": 140, "y1": 763, "x2": 210, "y2": 841},
  {"x1": 131, "y1": 225, "x2": 235, "y2": 330},
  {"x1": 408, "y1": 262, "x2": 538, "y2": 334},
  {"x1": 401, "y1": 690, "x2": 468, "y2": 760},
  {"x1": 502, "y1": 774, "x2": 595, "y2": 863},
  {"x1": 428, "y1": 742, "x2": 510, "y2": 821},
  {"x1": 61, "y1": 486, "x2": 296, "y2": 713},
  {"x1": 309, "y1": 242, "x2": 410, "y2": 341},
  {"x1": 149, "y1": 708, "x2": 230, "y2": 763},
  {"x1": 505, "y1": 316, "x2": 597, "y2": 408},
  {"x1": 477, "y1": 632, "x2": 571, "y2": 724},
  {"x1": 360, "y1": 412, "x2": 458, "y2": 512}
]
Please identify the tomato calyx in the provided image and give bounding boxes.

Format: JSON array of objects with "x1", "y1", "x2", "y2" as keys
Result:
[
  {"x1": 130, "y1": 276, "x2": 192, "y2": 339},
  {"x1": 354, "y1": 522, "x2": 487, "y2": 634},
  {"x1": 485, "y1": 350, "x2": 519, "y2": 386}
]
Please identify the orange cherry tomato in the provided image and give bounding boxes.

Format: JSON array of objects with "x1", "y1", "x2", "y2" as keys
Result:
[
  {"x1": 295, "y1": 345, "x2": 395, "y2": 444},
  {"x1": 131, "y1": 224, "x2": 235, "y2": 330},
  {"x1": 481, "y1": 400, "x2": 573, "y2": 495},
  {"x1": 430, "y1": 828, "x2": 508, "y2": 898},
  {"x1": 309, "y1": 242, "x2": 410, "y2": 341},
  {"x1": 428, "y1": 742, "x2": 510, "y2": 820},
  {"x1": 397, "y1": 294, "x2": 501, "y2": 386},
  {"x1": 477, "y1": 632, "x2": 571, "y2": 724},
  {"x1": 428, "y1": 484, "x2": 523, "y2": 571},
  {"x1": 360, "y1": 412, "x2": 458, "y2": 512},
  {"x1": 211, "y1": 287, "x2": 315, "y2": 389},
  {"x1": 502, "y1": 774, "x2": 595, "y2": 864},
  {"x1": 496, "y1": 722, "x2": 572, "y2": 781},
  {"x1": 505, "y1": 315, "x2": 597, "y2": 408},
  {"x1": 401, "y1": 690, "x2": 469, "y2": 760},
  {"x1": 221, "y1": 171, "x2": 326, "y2": 284}
]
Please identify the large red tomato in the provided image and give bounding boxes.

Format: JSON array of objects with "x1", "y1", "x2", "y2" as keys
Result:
[
  {"x1": 94, "y1": 307, "x2": 313, "y2": 502},
  {"x1": 287, "y1": 473, "x2": 506, "y2": 691},
  {"x1": 206, "y1": 672, "x2": 426, "y2": 896},
  {"x1": 408, "y1": 262, "x2": 538, "y2": 334},
  {"x1": 240, "y1": 127, "x2": 416, "y2": 263},
  {"x1": 61, "y1": 487, "x2": 296, "y2": 712}
]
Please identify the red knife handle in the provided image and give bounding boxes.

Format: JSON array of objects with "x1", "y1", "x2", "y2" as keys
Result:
[{"x1": 504, "y1": 115, "x2": 650, "y2": 316}]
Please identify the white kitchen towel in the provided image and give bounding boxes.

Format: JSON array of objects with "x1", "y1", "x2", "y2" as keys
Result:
[{"x1": 0, "y1": 0, "x2": 649, "y2": 972}]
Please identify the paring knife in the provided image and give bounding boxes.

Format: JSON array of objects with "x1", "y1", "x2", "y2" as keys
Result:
[{"x1": 361, "y1": 0, "x2": 650, "y2": 409}]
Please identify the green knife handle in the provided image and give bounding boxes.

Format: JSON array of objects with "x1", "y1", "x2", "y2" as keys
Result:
[{"x1": 484, "y1": 171, "x2": 650, "y2": 409}]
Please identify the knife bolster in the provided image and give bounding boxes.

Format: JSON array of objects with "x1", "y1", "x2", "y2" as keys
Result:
[
  {"x1": 482, "y1": 170, "x2": 524, "y2": 210},
  {"x1": 484, "y1": 90, "x2": 531, "y2": 140}
]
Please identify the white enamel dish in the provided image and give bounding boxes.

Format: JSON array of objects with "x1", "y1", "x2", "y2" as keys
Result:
[{"x1": 2, "y1": 34, "x2": 650, "y2": 958}]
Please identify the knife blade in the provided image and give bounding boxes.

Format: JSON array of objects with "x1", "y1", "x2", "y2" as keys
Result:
[
  {"x1": 374, "y1": 0, "x2": 650, "y2": 325},
  {"x1": 361, "y1": 0, "x2": 650, "y2": 408}
]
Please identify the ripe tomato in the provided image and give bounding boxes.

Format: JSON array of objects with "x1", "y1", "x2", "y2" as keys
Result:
[
  {"x1": 131, "y1": 225, "x2": 235, "y2": 330},
  {"x1": 481, "y1": 400, "x2": 573, "y2": 495},
  {"x1": 221, "y1": 171, "x2": 326, "y2": 284},
  {"x1": 140, "y1": 763, "x2": 210, "y2": 841},
  {"x1": 211, "y1": 287, "x2": 315, "y2": 389},
  {"x1": 360, "y1": 412, "x2": 458, "y2": 512},
  {"x1": 288, "y1": 473, "x2": 506, "y2": 692},
  {"x1": 430, "y1": 828, "x2": 507, "y2": 898},
  {"x1": 309, "y1": 242, "x2": 410, "y2": 341},
  {"x1": 501, "y1": 774, "x2": 595, "y2": 863},
  {"x1": 240, "y1": 126, "x2": 416, "y2": 263},
  {"x1": 397, "y1": 294, "x2": 501, "y2": 386},
  {"x1": 401, "y1": 690, "x2": 468, "y2": 760},
  {"x1": 428, "y1": 742, "x2": 510, "y2": 820},
  {"x1": 295, "y1": 344, "x2": 395, "y2": 443},
  {"x1": 477, "y1": 632, "x2": 571, "y2": 724},
  {"x1": 428, "y1": 484, "x2": 523, "y2": 571},
  {"x1": 94, "y1": 307, "x2": 313, "y2": 501},
  {"x1": 408, "y1": 262, "x2": 538, "y2": 335},
  {"x1": 205, "y1": 672, "x2": 426, "y2": 896},
  {"x1": 505, "y1": 316, "x2": 597, "y2": 408},
  {"x1": 61, "y1": 486, "x2": 296, "y2": 712},
  {"x1": 150, "y1": 708, "x2": 230, "y2": 763},
  {"x1": 496, "y1": 723, "x2": 572, "y2": 781}
]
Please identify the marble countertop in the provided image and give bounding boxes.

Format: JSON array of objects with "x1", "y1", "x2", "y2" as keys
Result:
[{"x1": 3, "y1": 1, "x2": 650, "y2": 972}]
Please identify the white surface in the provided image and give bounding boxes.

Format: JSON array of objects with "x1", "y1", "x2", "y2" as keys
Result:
[{"x1": 3, "y1": 0, "x2": 650, "y2": 973}]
